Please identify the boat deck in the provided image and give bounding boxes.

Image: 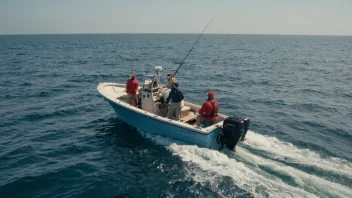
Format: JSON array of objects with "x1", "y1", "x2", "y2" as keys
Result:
[
  {"x1": 97, "y1": 82, "x2": 227, "y2": 133},
  {"x1": 118, "y1": 92, "x2": 198, "y2": 124}
]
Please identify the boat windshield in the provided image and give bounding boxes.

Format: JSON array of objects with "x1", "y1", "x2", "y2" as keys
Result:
[{"x1": 143, "y1": 73, "x2": 166, "y2": 91}]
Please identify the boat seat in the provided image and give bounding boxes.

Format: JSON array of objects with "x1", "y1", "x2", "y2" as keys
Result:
[
  {"x1": 180, "y1": 104, "x2": 194, "y2": 122},
  {"x1": 181, "y1": 106, "x2": 191, "y2": 112},
  {"x1": 180, "y1": 112, "x2": 197, "y2": 123},
  {"x1": 180, "y1": 100, "x2": 191, "y2": 118}
]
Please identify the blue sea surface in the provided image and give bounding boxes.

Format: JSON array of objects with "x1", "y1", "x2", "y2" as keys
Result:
[{"x1": 0, "y1": 34, "x2": 351, "y2": 197}]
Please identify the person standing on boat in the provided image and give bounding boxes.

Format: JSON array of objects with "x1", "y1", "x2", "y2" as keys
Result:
[
  {"x1": 195, "y1": 91, "x2": 219, "y2": 127},
  {"x1": 126, "y1": 73, "x2": 139, "y2": 107},
  {"x1": 166, "y1": 82, "x2": 184, "y2": 121},
  {"x1": 165, "y1": 73, "x2": 177, "y2": 89}
]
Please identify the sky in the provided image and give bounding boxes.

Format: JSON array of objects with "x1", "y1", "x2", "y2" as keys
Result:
[{"x1": 0, "y1": 0, "x2": 351, "y2": 35}]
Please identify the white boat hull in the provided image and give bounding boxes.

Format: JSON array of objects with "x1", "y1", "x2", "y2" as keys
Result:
[
  {"x1": 108, "y1": 100, "x2": 222, "y2": 149},
  {"x1": 97, "y1": 82, "x2": 224, "y2": 150}
]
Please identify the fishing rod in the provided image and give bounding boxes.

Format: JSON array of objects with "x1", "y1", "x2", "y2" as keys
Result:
[{"x1": 173, "y1": 14, "x2": 217, "y2": 77}]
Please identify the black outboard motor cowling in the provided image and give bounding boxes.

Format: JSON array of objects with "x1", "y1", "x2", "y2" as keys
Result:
[
  {"x1": 241, "y1": 117, "x2": 250, "y2": 141},
  {"x1": 218, "y1": 116, "x2": 250, "y2": 151}
]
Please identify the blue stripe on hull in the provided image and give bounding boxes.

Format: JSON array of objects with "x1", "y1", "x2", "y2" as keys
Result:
[{"x1": 108, "y1": 100, "x2": 222, "y2": 150}]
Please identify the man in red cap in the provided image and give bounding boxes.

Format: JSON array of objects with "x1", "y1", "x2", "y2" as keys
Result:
[
  {"x1": 195, "y1": 91, "x2": 219, "y2": 127},
  {"x1": 126, "y1": 74, "x2": 139, "y2": 106}
]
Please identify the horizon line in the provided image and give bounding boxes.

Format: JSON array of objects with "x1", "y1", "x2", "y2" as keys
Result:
[{"x1": 0, "y1": 32, "x2": 351, "y2": 37}]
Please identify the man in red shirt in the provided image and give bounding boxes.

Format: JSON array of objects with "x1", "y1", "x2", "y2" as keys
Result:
[
  {"x1": 195, "y1": 91, "x2": 219, "y2": 127},
  {"x1": 126, "y1": 74, "x2": 139, "y2": 106}
]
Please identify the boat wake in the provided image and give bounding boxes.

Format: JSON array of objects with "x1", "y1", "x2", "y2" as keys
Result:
[{"x1": 140, "y1": 130, "x2": 352, "y2": 198}]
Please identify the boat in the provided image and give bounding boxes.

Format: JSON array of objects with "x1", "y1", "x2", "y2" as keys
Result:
[{"x1": 97, "y1": 66, "x2": 250, "y2": 151}]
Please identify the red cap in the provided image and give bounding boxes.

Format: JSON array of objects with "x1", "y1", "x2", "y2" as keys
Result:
[
  {"x1": 207, "y1": 91, "x2": 214, "y2": 98},
  {"x1": 130, "y1": 73, "x2": 136, "y2": 78}
]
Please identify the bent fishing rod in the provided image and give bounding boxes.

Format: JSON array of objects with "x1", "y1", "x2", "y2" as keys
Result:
[{"x1": 173, "y1": 14, "x2": 217, "y2": 77}]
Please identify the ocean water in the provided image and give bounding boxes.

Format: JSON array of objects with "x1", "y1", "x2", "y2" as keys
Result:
[{"x1": 0, "y1": 34, "x2": 351, "y2": 198}]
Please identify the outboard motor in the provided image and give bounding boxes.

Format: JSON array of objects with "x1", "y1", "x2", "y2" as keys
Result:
[{"x1": 217, "y1": 116, "x2": 250, "y2": 151}]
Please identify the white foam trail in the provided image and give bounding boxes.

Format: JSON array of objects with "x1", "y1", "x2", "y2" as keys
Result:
[
  {"x1": 138, "y1": 130, "x2": 352, "y2": 197},
  {"x1": 169, "y1": 144, "x2": 320, "y2": 198},
  {"x1": 139, "y1": 130, "x2": 186, "y2": 146},
  {"x1": 237, "y1": 147, "x2": 352, "y2": 198},
  {"x1": 243, "y1": 131, "x2": 352, "y2": 179}
]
